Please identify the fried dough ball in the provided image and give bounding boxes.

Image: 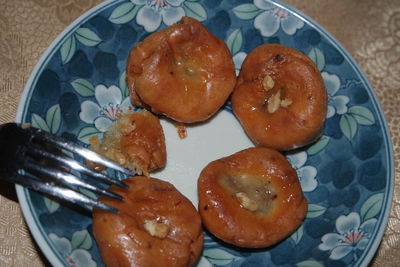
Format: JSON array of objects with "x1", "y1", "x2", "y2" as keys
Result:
[
  {"x1": 198, "y1": 147, "x2": 307, "y2": 248},
  {"x1": 126, "y1": 16, "x2": 236, "y2": 123},
  {"x1": 232, "y1": 44, "x2": 327, "y2": 151},
  {"x1": 89, "y1": 109, "x2": 166, "y2": 175},
  {"x1": 93, "y1": 176, "x2": 204, "y2": 267}
]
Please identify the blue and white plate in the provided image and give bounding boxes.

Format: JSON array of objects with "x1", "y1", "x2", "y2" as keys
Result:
[{"x1": 16, "y1": 0, "x2": 394, "y2": 266}]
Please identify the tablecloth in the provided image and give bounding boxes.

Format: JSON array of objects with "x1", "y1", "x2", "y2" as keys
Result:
[{"x1": 0, "y1": 0, "x2": 398, "y2": 266}]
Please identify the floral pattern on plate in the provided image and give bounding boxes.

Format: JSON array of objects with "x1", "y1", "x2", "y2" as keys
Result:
[
  {"x1": 319, "y1": 212, "x2": 377, "y2": 262},
  {"x1": 49, "y1": 231, "x2": 96, "y2": 267}
]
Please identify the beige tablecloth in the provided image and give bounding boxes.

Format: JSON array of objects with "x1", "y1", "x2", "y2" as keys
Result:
[{"x1": 0, "y1": 0, "x2": 399, "y2": 266}]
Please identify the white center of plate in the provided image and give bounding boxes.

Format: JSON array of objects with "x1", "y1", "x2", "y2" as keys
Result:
[{"x1": 153, "y1": 109, "x2": 253, "y2": 206}]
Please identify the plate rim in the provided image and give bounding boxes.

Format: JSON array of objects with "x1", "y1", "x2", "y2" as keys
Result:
[
  {"x1": 15, "y1": 0, "x2": 394, "y2": 266},
  {"x1": 274, "y1": 0, "x2": 395, "y2": 263},
  {"x1": 15, "y1": 1, "x2": 122, "y2": 266}
]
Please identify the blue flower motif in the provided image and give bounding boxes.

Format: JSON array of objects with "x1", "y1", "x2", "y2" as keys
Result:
[
  {"x1": 287, "y1": 151, "x2": 317, "y2": 192},
  {"x1": 253, "y1": 0, "x2": 304, "y2": 37},
  {"x1": 322, "y1": 71, "x2": 350, "y2": 118},
  {"x1": 233, "y1": 51, "x2": 247, "y2": 75},
  {"x1": 319, "y1": 212, "x2": 377, "y2": 260},
  {"x1": 79, "y1": 84, "x2": 131, "y2": 132},
  {"x1": 131, "y1": 0, "x2": 185, "y2": 32},
  {"x1": 49, "y1": 233, "x2": 96, "y2": 267}
]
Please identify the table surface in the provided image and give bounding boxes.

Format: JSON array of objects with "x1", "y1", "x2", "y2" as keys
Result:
[{"x1": 0, "y1": 0, "x2": 399, "y2": 266}]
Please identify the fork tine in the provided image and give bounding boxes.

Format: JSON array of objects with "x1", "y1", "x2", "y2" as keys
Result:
[
  {"x1": 28, "y1": 145, "x2": 128, "y2": 189},
  {"x1": 23, "y1": 158, "x2": 124, "y2": 201},
  {"x1": 30, "y1": 127, "x2": 135, "y2": 176},
  {"x1": 13, "y1": 173, "x2": 118, "y2": 213}
]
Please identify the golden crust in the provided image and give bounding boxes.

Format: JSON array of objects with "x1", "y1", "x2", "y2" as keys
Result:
[
  {"x1": 198, "y1": 147, "x2": 307, "y2": 248},
  {"x1": 232, "y1": 44, "x2": 327, "y2": 151},
  {"x1": 126, "y1": 16, "x2": 236, "y2": 123},
  {"x1": 89, "y1": 109, "x2": 166, "y2": 175},
  {"x1": 93, "y1": 176, "x2": 204, "y2": 267}
]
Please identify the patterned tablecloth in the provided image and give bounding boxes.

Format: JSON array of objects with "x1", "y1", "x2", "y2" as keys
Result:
[{"x1": 0, "y1": 0, "x2": 398, "y2": 266}]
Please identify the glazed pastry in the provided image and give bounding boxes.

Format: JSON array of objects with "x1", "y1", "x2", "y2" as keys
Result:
[
  {"x1": 198, "y1": 147, "x2": 307, "y2": 248},
  {"x1": 232, "y1": 44, "x2": 327, "y2": 151},
  {"x1": 93, "y1": 176, "x2": 204, "y2": 267},
  {"x1": 89, "y1": 109, "x2": 166, "y2": 176},
  {"x1": 126, "y1": 16, "x2": 236, "y2": 123}
]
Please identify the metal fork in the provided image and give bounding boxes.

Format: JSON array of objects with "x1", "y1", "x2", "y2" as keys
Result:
[{"x1": 0, "y1": 123, "x2": 134, "y2": 213}]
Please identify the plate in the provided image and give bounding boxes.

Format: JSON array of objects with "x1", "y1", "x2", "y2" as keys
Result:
[{"x1": 16, "y1": 0, "x2": 394, "y2": 266}]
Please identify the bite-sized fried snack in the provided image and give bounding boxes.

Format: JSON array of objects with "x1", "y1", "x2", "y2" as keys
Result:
[
  {"x1": 93, "y1": 176, "x2": 204, "y2": 267},
  {"x1": 198, "y1": 147, "x2": 307, "y2": 248},
  {"x1": 126, "y1": 16, "x2": 236, "y2": 123},
  {"x1": 89, "y1": 109, "x2": 166, "y2": 176},
  {"x1": 232, "y1": 44, "x2": 327, "y2": 151}
]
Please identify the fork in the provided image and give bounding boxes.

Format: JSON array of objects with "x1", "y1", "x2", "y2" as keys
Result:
[{"x1": 0, "y1": 123, "x2": 135, "y2": 213}]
